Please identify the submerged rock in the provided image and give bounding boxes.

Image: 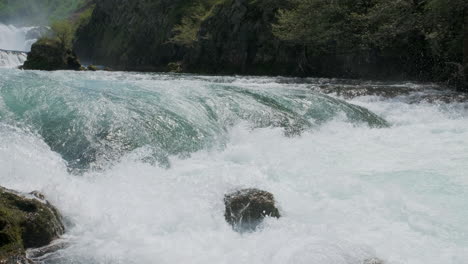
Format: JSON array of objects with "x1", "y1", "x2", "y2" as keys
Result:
[
  {"x1": 22, "y1": 39, "x2": 81, "y2": 71},
  {"x1": 224, "y1": 189, "x2": 280, "y2": 232},
  {"x1": 0, "y1": 187, "x2": 64, "y2": 263}
]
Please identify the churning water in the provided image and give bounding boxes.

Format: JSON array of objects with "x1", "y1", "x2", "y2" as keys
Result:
[{"x1": 0, "y1": 69, "x2": 467, "y2": 264}]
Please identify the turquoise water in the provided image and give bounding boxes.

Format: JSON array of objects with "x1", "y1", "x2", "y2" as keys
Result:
[{"x1": 0, "y1": 69, "x2": 467, "y2": 263}]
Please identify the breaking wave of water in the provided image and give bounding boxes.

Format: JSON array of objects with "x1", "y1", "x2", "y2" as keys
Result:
[{"x1": 0, "y1": 69, "x2": 467, "y2": 264}]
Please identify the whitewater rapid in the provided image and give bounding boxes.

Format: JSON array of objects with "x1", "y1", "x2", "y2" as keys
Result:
[{"x1": 0, "y1": 69, "x2": 467, "y2": 264}]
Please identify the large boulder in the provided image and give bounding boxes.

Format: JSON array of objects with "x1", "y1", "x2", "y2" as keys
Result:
[
  {"x1": 224, "y1": 188, "x2": 280, "y2": 232},
  {"x1": 0, "y1": 187, "x2": 64, "y2": 263},
  {"x1": 22, "y1": 39, "x2": 82, "y2": 71}
]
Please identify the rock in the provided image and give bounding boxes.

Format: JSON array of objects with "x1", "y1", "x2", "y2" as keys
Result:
[
  {"x1": 87, "y1": 64, "x2": 98, "y2": 71},
  {"x1": 167, "y1": 62, "x2": 182, "y2": 73},
  {"x1": 224, "y1": 188, "x2": 280, "y2": 232},
  {"x1": 22, "y1": 39, "x2": 82, "y2": 71},
  {"x1": 0, "y1": 187, "x2": 64, "y2": 263}
]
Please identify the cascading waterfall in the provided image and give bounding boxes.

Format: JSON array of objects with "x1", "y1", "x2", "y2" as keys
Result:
[
  {"x1": 0, "y1": 69, "x2": 467, "y2": 264},
  {"x1": 0, "y1": 49, "x2": 27, "y2": 68},
  {"x1": 0, "y1": 23, "x2": 46, "y2": 68}
]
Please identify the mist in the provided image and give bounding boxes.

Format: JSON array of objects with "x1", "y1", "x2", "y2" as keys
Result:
[{"x1": 0, "y1": 0, "x2": 87, "y2": 26}]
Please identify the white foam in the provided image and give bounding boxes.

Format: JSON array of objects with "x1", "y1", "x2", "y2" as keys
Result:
[
  {"x1": 0, "y1": 24, "x2": 38, "y2": 52},
  {"x1": 0, "y1": 72, "x2": 467, "y2": 263},
  {"x1": 0, "y1": 49, "x2": 27, "y2": 68}
]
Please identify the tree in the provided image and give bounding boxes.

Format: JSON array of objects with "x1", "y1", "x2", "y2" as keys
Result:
[
  {"x1": 273, "y1": 0, "x2": 372, "y2": 54},
  {"x1": 50, "y1": 20, "x2": 74, "y2": 49}
]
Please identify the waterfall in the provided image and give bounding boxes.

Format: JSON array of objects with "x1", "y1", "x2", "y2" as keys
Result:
[
  {"x1": 0, "y1": 49, "x2": 27, "y2": 68},
  {"x1": 0, "y1": 23, "x2": 48, "y2": 68}
]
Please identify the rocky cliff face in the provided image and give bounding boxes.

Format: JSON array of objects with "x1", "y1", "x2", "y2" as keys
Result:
[
  {"x1": 75, "y1": 0, "x2": 302, "y2": 74},
  {"x1": 74, "y1": 0, "x2": 459, "y2": 82},
  {"x1": 183, "y1": 0, "x2": 301, "y2": 75},
  {"x1": 75, "y1": 0, "x2": 187, "y2": 71}
]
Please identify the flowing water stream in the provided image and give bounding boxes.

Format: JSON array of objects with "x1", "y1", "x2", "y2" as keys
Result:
[{"x1": 0, "y1": 68, "x2": 467, "y2": 264}]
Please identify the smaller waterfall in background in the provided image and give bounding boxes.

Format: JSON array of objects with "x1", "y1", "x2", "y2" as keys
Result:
[
  {"x1": 0, "y1": 23, "x2": 48, "y2": 68},
  {"x1": 0, "y1": 50, "x2": 27, "y2": 67}
]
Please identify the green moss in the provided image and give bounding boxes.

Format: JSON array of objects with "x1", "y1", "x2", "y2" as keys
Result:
[{"x1": 0, "y1": 188, "x2": 64, "y2": 261}]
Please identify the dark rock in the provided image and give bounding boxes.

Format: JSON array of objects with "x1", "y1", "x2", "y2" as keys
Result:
[
  {"x1": 184, "y1": 0, "x2": 297, "y2": 76},
  {"x1": 87, "y1": 65, "x2": 98, "y2": 71},
  {"x1": 74, "y1": 0, "x2": 188, "y2": 71},
  {"x1": 22, "y1": 39, "x2": 82, "y2": 71},
  {"x1": 224, "y1": 188, "x2": 280, "y2": 232},
  {"x1": 0, "y1": 187, "x2": 64, "y2": 263},
  {"x1": 167, "y1": 62, "x2": 182, "y2": 73}
]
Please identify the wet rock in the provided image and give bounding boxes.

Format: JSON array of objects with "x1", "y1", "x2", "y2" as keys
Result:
[
  {"x1": 167, "y1": 62, "x2": 182, "y2": 73},
  {"x1": 0, "y1": 187, "x2": 64, "y2": 263},
  {"x1": 224, "y1": 188, "x2": 280, "y2": 231},
  {"x1": 87, "y1": 64, "x2": 98, "y2": 71},
  {"x1": 22, "y1": 39, "x2": 82, "y2": 71}
]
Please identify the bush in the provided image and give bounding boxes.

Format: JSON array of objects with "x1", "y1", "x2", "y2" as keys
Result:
[{"x1": 50, "y1": 20, "x2": 74, "y2": 49}]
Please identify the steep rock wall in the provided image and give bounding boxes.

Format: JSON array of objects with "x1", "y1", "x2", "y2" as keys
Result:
[
  {"x1": 75, "y1": 0, "x2": 187, "y2": 71},
  {"x1": 74, "y1": 0, "x2": 463, "y2": 82}
]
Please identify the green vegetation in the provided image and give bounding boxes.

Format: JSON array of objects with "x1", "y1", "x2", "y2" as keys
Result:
[
  {"x1": 0, "y1": 0, "x2": 90, "y2": 25},
  {"x1": 50, "y1": 20, "x2": 74, "y2": 48},
  {"x1": 171, "y1": 0, "x2": 227, "y2": 46},
  {"x1": 273, "y1": 0, "x2": 467, "y2": 89},
  {"x1": 73, "y1": 0, "x2": 466, "y2": 90}
]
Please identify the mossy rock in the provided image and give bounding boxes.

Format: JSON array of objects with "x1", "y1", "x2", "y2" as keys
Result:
[
  {"x1": 167, "y1": 62, "x2": 183, "y2": 73},
  {"x1": 87, "y1": 65, "x2": 98, "y2": 71},
  {"x1": 0, "y1": 187, "x2": 64, "y2": 262},
  {"x1": 22, "y1": 38, "x2": 82, "y2": 71},
  {"x1": 224, "y1": 188, "x2": 280, "y2": 232}
]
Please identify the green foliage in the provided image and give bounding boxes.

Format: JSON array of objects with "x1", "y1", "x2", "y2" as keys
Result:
[
  {"x1": 50, "y1": 20, "x2": 74, "y2": 48},
  {"x1": 76, "y1": 4, "x2": 94, "y2": 28},
  {"x1": 274, "y1": 0, "x2": 376, "y2": 53},
  {"x1": 273, "y1": 0, "x2": 466, "y2": 82},
  {"x1": 274, "y1": 0, "x2": 464, "y2": 53},
  {"x1": 170, "y1": 0, "x2": 227, "y2": 46}
]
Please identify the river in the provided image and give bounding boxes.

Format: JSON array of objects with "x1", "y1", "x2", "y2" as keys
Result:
[{"x1": 0, "y1": 25, "x2": 467, "y2": 264}]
